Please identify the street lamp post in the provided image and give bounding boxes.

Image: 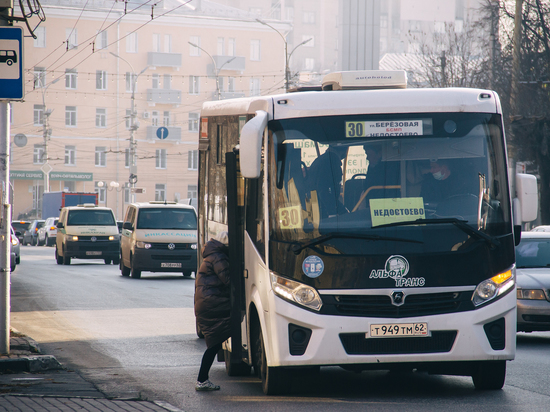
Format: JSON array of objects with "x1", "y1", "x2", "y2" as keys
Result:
[
  {"x1": 41, "y1": 78, "x2": 60, "y2": 195},
  {"x1": 256, "y1": 19, "x2": 311, "y2": 92},
  {"x1": 188, "y1": 42, "x2": 236, "y2": 100},
  {"x1": 110, "y1": 52, "x2": 148, "y2": 203}
]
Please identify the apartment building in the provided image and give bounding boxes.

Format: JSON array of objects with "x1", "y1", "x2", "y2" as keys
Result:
[{"x1": 10, "y1": 0, "x2": 288, "y2": 219}]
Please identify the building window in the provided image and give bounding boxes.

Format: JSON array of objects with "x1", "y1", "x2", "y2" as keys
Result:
[
  {"x1": 96, "y1": 30, "x2": 108, "y2": 49},
  {"x1": 187, "y1": 184, "x2": 197, "y2": 199},
  {"x1": 164, "y1": 34, "x2": 172, "y2": 53},
  {"x1": 163, "y1": 74, "x2": 171, "y2": 90},
  {"x1": 250, "y1": 78, "x2": 261, "y2": 96},
  {"x1": 189, "y1": 76, "x2": 200, "y2": 95},
  {"x1": 152, "y1": 73, "x2": 160, "y2": 89},
  {"x1": 189, "y1": 36, "x2": 200, "y2": 56},
  {"x1": 228, "y1": 77, "x2": 236, "y2": 92},
  {"x1": 95, "y1": 146, "x2": 106, "y2": 167},
  {"x1": 65, "y1": 69, "x2": 77, "y2": 89},
  {"x1": 34, "y1": 67, "x2": 46, "y2": 89},
  {"x1": 302, "y1": 35, "x2": 314, "y2": 47},
  {"x1": 65, "y1": 106, "x2": 77, "y2": 127},
  {"x1": 434, "y1": 21, "x2": 446, "y2": 33},
  {"x1": 303, "y1": 11, "x2": 315, "y2": 24},
  {"x1": 125, "y1": 109, "x2": 132, "y2": 129},
  {"x1": 304, "y1": 58, "x2": 315, "y2": 71},
  {"x1": 65, "y1": 145, "x2": 76, "y2": 165},
  {"x1": 96, "y1": 108, "x2": 106, "y2": 128},
  {"x1": 151, "y1": 111, "x2": 159, "y2": 126},
  {"x1": 155, "y1": 184, "x2": 166, "y2": 201},
  {"x1": 163, "y1": 111, "x2": 170, "y2": 126},
  {"x1": 34, "y1": 27, "x2": 46, "y2": 48},
  {"x1": 189, "y1": 113, "x2": 199, "y2": 132},
  {"x1": 96, "y1": 70, "x2": 107, "y2": 90},
  {"x1": 125, "y1": 72, "x2": 137, "y2": 93},
  {"x1": 33, "y1": 144, "x2": 45, "y2": 164},
  {"x1": 124, "y1": 187, "x2": 130, "y2": 203},
  {"x1": 66, "y1": 28, "x2": 78, "y2": 50},
  {"x1": 380, "y1": 14, "x2": 388, "y2": 28},
  {"x1": 153, "y1": 33, "x2": 161, "y2": 52},
  {"x1": 217, "y1": 37, "x2": 225, "y2": 55},
  {"x1": 33, "y1": 104, "x2": 44, "y2": 126},
  {"x1": 126, "y1": 32, "x2": 138, "y2": 53},
  {"x1": 228, "y1": 38, "x2": 236, "y2": 56},
  {"x1": 188, "y1": 150, "x2": 198, "y2": 170},
  {"x1": 250, "y1": 40, "x2": 261, "y2": 61},
  {"x1": 95, "y1": 182, "x2": 106, "y2": 203},
  {"x1": 156, "y1": 149, "x2": 167, "y2": 169}
]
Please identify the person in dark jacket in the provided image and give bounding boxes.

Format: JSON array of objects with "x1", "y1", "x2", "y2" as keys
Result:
[{"x1": 194, "y1": 231, "x2": 231, "y2": 391}]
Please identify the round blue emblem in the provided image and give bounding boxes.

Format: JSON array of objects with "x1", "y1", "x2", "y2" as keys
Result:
[{"x1": 302, "y1": 255, "x2": 324, "y2": 278}]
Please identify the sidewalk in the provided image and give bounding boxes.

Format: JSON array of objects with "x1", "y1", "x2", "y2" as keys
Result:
[{"x1": 0, "y1": 329, "x2": 184, "y2": 412}]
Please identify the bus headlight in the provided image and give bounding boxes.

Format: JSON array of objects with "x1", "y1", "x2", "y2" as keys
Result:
[
  {"x1": 136, "y1": 241, "x2": 152, "y2": 249},
  {"x1": 472, "y1": 269, "x2": 514, "y2": 307},
  {"x1": 271, "y1": 272, "x2": 322, "y2": 311}
]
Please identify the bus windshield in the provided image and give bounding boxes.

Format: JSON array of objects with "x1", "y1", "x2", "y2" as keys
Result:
[{"x1": 268, "y1": 112, "x2": 511, "y2": 258}]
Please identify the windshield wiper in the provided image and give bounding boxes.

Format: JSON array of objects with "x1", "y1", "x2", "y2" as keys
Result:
[
  {"x1": 375, "y1": 218, "x2": 500, "y2": 248},
  {"x1": 291, "y1": 232, "x2": 423, "y2": 255}
]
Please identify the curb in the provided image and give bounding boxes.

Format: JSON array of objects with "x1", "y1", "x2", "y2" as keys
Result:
[{"x1": 0, "y1": 355, "x2": 63, "y2": 373}]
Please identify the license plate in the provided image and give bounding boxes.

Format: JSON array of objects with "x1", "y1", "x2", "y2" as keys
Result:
[
  {"x1": 161, "y1": 263, "x2": 182, "y2": 268},
  {"x1": 369, "y1": 322, "x2": 428, "y2": 338},
  {"x1": 86, "y1": 251, "x2": 102, "y2": 256}
]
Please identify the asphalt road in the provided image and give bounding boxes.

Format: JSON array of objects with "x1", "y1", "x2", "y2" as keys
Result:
[{"x1": 9, "y1": 246, "x2": 550, "y2": 412}]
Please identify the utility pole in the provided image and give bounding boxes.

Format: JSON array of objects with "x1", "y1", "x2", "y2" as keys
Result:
[
  {"x1": 510, "y1": 0, "x2": 523, "y2": 118},
  {"x1": 0, "y1": 0, "x2": 12, "y2": 355}
]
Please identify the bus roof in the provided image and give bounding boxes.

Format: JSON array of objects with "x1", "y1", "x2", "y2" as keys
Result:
[{"x1": 200, "y1": 87, "x2": 501, "y2": 119}]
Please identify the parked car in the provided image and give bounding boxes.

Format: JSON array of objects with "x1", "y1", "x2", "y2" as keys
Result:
[
  {"x1": 22, "y1": 220, "x2": 45, "y2": 245},
  {"x1": 515, "y1": 232, "x2": 550, "y2": 332},
  {"x1": 10, "y1": 226, "x2": 20, "y2": 269},
  {"x1": 37, "y1": 217, "x2": 59, "y2": 246},
  {"x1": 11, "y1": 221, "x2": 31, "y2": 244}
]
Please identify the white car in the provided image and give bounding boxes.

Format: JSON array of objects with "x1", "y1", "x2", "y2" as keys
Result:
[{"x1": 37, "y1": 217, "x2": 59, "y2": 246}]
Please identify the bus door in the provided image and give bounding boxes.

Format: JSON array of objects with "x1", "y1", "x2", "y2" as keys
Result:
[{"x1": 224, "y1": 151, "x2": 250, "y2": 374}]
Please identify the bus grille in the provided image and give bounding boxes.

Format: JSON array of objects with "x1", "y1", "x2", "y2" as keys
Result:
[
  {"x1": 340, "y1": 331, "x2": 457, "y2": 355},
  {"x1": 321, "y1": 292, "x2": 473, "y2": 318}
]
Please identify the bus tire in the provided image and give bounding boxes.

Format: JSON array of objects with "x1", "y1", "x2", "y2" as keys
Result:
[
  {"x1": 472, "y1": 361, "x2": 506, "y2": 390},
  {"x1": 120, "y1": 260, "x2": 131, "y2": 277},
  {"x1": 55, "y1": 247, "x2": 63, "y2": 265},
  {"x1": 130, "y1": 254, "x2": 141, "y2": 279},
  {"x1": 256, "y1": 327, "x2": 290, "y2": 395},
  {"x1": 224, "y1": 349, "x2": 251, "y2": 376}
]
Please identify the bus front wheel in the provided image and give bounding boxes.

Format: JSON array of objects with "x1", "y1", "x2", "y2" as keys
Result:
[
  {"x1": 472, "y1": 360, "x2": 506, "y2": 390},
  {"x1": 255, "y1": 326, "x2": 290, "y2": 395}
]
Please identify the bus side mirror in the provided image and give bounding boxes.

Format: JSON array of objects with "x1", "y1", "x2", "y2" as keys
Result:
[
  {"x1": 240, "y1": 110, "x2": 267, "y2": 179},
  {"x1": 57, "y1": 222, "x2": 64, "y2": 229},
  {"x1": 123, "y1": 222, "x2": 133, "y2": 230},
  {"x1": 515, "y1": 173, "x2": 538, "y2": 223}
]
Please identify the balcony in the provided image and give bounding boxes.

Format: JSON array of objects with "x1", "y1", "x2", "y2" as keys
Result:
[
  {"x1": 147, "y1": 89, "x2": 181, "y2": 105},
  {"x1": 146, "y1": 126, "x2": 182, "y2": 141},
  {"x1": 208, "y1": 55, "x2": 246, "y2": 75},
  {"x1": 212, "y1": 91, "x2": 246, "y2": 100},
  {"x1": 147, "y1": 52, "x2": 182, "y2": 68}
]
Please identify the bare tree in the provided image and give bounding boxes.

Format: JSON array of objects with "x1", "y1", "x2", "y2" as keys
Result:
[{"x1": 407, "y1": 18, "x2": 491, "y2": 88}]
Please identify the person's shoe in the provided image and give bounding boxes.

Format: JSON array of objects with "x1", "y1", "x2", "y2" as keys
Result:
[{"x1": 195, "y1": 379, "x2": 220, "y2": 391}]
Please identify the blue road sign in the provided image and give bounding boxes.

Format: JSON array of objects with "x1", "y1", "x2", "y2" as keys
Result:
[
  {"x1": 0, "y1": 27, "x2": 24, "y2": 100},
  {"x1": 157, "y1": 127, "x2": 169, "y2": 139}
]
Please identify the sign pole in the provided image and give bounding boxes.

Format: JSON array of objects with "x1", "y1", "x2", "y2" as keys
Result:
[{"x1": 0, "y1": 4, "x2": 11, "y2": 355}]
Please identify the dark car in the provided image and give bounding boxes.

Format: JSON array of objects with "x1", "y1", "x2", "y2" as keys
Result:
[
  {"x1": 515, "y1": 232, "x2": 550, "y2": 332},
  {"x1": 22, "y1": 219, "x2": 45, "y2": 245},
  {"x1": 11, "y1": 221, "x2": 31, "y2": 244}
]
